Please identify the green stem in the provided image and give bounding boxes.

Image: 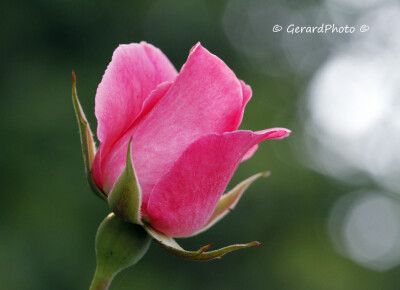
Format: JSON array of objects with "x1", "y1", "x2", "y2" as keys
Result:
[{"x1": 89, "y1": 268, "x2": 114, "y2": 290}]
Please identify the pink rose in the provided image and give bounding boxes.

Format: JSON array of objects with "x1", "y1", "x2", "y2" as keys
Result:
[{"x1": 74, "y1": 42, "x2": 290, "y2": 240}]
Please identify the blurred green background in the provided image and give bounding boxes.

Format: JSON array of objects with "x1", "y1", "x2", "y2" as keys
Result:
[{"x1": 2, "y1": 0, "x2": 400, "y2": 289}]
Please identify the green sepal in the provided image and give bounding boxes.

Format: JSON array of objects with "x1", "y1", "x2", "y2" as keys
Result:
[
  {"x1": 90, "y1": 213, "x2": 151, "y2": 290},
  {"x1": 72, "y1": 72, "x2": 106, "y2": 201},
  {"x1": 144, "y1": 225, "x2": 260, "y2": 262},
  {"x1": 192, "y1": 171, "x2": 271, "y2": 236},
  {"x1": 108, "y1": 139, "x2": 143, "y2": 225}
]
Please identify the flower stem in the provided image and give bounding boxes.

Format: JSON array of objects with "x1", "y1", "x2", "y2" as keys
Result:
[{"x1": 89, "y1": 268, "x2": 114, "y2": 290}]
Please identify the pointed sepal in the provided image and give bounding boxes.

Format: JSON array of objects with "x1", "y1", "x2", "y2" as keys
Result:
[
  {"x1": 72, "y1": 72, "x2": 106, "y2": 201},
  {"x1": 108, "y1": 139, "x2": 143, "y2": 225},
  {"x1": 193, "y1": 171, "x2": 271, "y2": 236},
  {"x1": 144, "y1": 225, "x2": 260, "y2": 261}
]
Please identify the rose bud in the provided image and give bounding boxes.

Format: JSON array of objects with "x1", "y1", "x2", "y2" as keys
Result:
[{"x1": 73, "y1": 42, "x2": 290, "y2": 261}]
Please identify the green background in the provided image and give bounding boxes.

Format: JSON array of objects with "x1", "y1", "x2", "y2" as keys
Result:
[{"x1": 1, "y1": 0, "x2": 397, "y2": 289}]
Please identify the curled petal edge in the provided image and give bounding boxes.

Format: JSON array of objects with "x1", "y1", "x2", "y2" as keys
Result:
[
  {"x1": 144, "y1": 225, "x2": 260, "y2": 261},
  {"x1": 108, "y1": 139, "x2": 143, "y2": 225},
  {"x1": 191, "y1": 171, "x2": 271, "y2": 237},
  {"x1": 72, "y1": 72, "x2": 106, "y2": 201}
]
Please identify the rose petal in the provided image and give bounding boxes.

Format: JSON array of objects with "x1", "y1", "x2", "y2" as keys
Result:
[
  {"x1": 99, "y1": 44, "x2": 247, "y2": 207},
  {"x1": 241, "y1": 126, "x2": 289, "y2": 162},
  {"x1": 92, "y1": 42, "x2": 177, "y2": 189},
  {"x1": 241, "y1": 144, "x2": 258, "y2": 162},
  {"x1": 146, "y1": 128, "x2": 291, "y2": 237},
  {"x1": 95, "y1": 42, "x2": 177, "y2": 147},
  {"x1": 239, "y1": 80, "x2": 252, "y2": 122}
]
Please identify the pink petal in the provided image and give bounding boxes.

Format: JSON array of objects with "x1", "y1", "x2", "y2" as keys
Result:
[
  {"x1": 99, "y1": 44, "x2": 248, "y2": 207},
  {"x1": 241, "y1": 144, "x2": 258, "y2": 161},
  {"x1": 231, "y1": 80, "x2": 253, "y2": 149},
  {"x1": 240, "y1": 80, "x2": 252, "y2": 117},
  {"x1": 92, "y1": 42, "x2": 177, "y2": 189},
  {"x1": 240, "y1": 128, "x2": 292, "y2": 162},
  {"x1": 238, "y1": 81, "x2": 257, "y2": 162},
  {"x1": 93, "y1": 81, "x2": 173, "y2": 191},
  {"x1": 146, "y1": 128, "x2": 291, "y2": 237},
  {"x1": 95, "y1": 42, "x2": 177, "y2": 146}
]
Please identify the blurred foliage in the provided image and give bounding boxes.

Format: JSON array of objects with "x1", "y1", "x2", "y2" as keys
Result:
[{"x1": 1, "y1": 0, "x2": 399, "y2": 289}]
